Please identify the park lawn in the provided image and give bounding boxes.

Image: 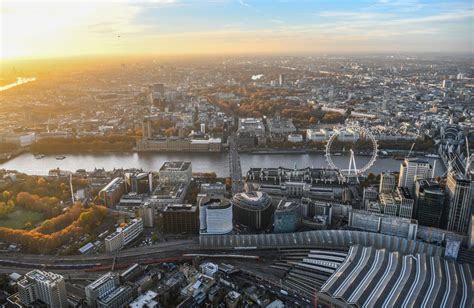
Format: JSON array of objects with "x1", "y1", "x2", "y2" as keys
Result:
[{"x1": 0, "y1": 209, "x2": 44, "y2": 229}]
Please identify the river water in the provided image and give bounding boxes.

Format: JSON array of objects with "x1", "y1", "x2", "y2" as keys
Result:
[
  {"x1": 0, "y1": 77, "x2": 36, "y2": 92},
  {"x1": 0, "y1": 152, "x2": 444, "y2": 177}
]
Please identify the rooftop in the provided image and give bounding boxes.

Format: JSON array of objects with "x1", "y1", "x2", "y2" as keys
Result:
[
  {"x1": 164, "y1": 204, "x2": 197, "y2": 212},
  {"x1": 320, "y1": 245, "x2": 472, "y2": 307},
  {"x1": 159, "y1": 161, "x2": 191, "y2": 172}
]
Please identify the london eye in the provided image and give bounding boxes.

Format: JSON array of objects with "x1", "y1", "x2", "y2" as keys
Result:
[{"x1": 325, "y1": 125, "x2": 378, "y2": 181}]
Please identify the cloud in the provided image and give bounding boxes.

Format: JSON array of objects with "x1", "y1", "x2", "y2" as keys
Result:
[
  {"x1": 238, "y1": 0, "x2": 251, "y2": 7},
  {"x1": 389, "y1": 11, "x2": 474, "y2": 25},
  {"x1": 319, "y1": 11, "x2": 388, "y2": 19},
  {"x1": 1, "y1": 0, "x2": 472, "y2": 59}
]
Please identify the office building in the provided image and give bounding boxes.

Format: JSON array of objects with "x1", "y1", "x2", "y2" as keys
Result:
[
  {"x1": 442, "y1": 79, "x2": 453, "y2": 88},
  {"x1": 97, "y1": 286, "x2": 133, "y2": 308},
  {"x1": 99, "y1": 177, "x2": 125, "y2": 208},
  {"x1": 149, "y1": 182, "x2": 188, "y2": 208},
  {"x1": 273, "y1": 200, "x2": 301, "y2": 233},
  {"x1": 159, "y1": 161, "x2": 192, "y2": 183},
  {"x1": 363, "y1": 186, "x2": 378, "y2": 209},
  {"x1": 232, "y1": 191, "x2": 274, "y2": 231},
  {"x1": 105, "y1": 230, "x2": 124, "y2": 253},
  {"x1": 379, "y1": 187, "x2": 414, "y2": 219},
  {"x1": 129, "y1": 290, "x2": 158, "y2": 308},
  {"x1": 124, "y1": 172, "x2": 152, "y2": 194},
  {"x1": 199, "y1": 196, "x2": 233, "y2": 235},
  {"x1": 200, "y1": 262, "x2": 219, "y2": 277},
  {"x1": 162, "y1": 204, "x2": 199, "y2": 234},
  {"x1": 138, "y1": 203, "x2": 155, "y2": 227},
  {"x1": 225, "y1": 291, "x2": 242, "y2": 308},
  {"x1": 398, "y1": 158, "x2": 432, "y2": 195},
  {"x1": 104, "y1": 218, "x2": 144, "y2": 252},
  {"x1": 237, "y1": 118, "x2": 266, "y2": 147},
  {"x1": 396, "y1": 186, "x2": 415, "y2": 218},
  {"x1": 200, "y1": 182, "x2": 226, "y2": 196},
  {"x1": 122, "y1": 218, "x2": 144, "y2": 245},
  {"x1": 85, "y1": 273, "x2": 120, "y2": 308},
  {"x1": 306, "y1": 128, "x2": 333, "y2": 142},
  {"x1": 267, "y1": 117, "x2": 296, "y2": 142},
  {"x1": 379, "y1": 172, "x2": 397, "y2": 193},
  {"x1": 17, "y1": 270, "x2": 67, "y2": 308},
  {"x1": 278, "y1": 74, "x2": 285, "y2": 86},
  {"x1": 446, "y1": 172, "x2": 473, "y2": 234},
  {"x1": 415, "y1": 179, "x2": 445, "y2": 228}
]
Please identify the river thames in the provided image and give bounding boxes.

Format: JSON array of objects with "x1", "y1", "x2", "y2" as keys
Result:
[{"x1": 0, "y1": 152, "x2": 444, "y2": 177}]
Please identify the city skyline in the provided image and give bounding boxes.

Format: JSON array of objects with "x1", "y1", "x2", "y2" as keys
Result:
[
  {"x1": 1, "y1": 0, "x2": 473, "y2": 60},
  {"x1": 0, "y1": 1, "x2": 472, "y2": 306}
]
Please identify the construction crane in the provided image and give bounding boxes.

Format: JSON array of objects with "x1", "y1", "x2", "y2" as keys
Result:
[
  {"x1": 465, "y1": 136, "x2": 473, "y2": 177},
  {"x1": 69, "y1": 174, "x2": 75, "y2": 203},
  {"x1": 407, "y1": 128, "x2": 421, "y2": 158}
]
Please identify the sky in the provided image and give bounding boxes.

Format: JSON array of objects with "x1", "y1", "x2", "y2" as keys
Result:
[{"x1": 1, "y1": 0, "x2": 473, "y2": 60}]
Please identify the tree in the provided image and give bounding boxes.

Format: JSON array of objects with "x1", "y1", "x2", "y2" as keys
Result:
[
  {"x1": 0, "y1": 201, "x2": 15, "y2": 219},
  {"x1": 2, "y1": 191, "x2": 11, "y2": 201},
  {"x1": 164, "y1": 127, "x2": 178, "y2": 137},
  {"x1": 79, "y1": 212, "x2": 92, "y2": 225}
]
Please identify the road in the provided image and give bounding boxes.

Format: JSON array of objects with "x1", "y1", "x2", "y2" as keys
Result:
[
  {"x1": 228, "y1": 134, "x2": 244, "y2": 194},
  {"x1": 0, "y1": 239, "x2": 199, "y2": 268}
]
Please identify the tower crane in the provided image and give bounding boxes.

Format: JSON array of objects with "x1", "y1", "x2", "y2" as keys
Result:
[{"x1": 407, "y1": 128, "x2": 420, "y2": 158}]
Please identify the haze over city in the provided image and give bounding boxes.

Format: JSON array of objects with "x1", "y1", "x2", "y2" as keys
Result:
[{"x1": 1, "y1": 0, "x2": 473, "y2": 60}]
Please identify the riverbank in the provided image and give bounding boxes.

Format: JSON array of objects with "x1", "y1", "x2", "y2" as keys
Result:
[{"x1": 0, "y1": 148, "x2": 28, "y2": 163}]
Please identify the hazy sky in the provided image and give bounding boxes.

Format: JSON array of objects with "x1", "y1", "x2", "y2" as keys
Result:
[{"x1": 1, "y1": 0, "x2": 473, "y2": 59}]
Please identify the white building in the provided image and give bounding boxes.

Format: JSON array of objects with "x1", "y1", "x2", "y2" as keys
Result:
[
  {"x1": 306, "y1": 129, "x2": 332, "y2": 142},
  {"x1": 17, "y1": 270, "x2": 67, "y2": 308},
  {"x1": 104, "y1": 230, "x2": 124, "y2": 253},
  {"x1": 159, "y1": 161, "x2": 192, "y2": 184},
  {"x1": 200, "y1": 262, "x2": 219, "y2": 277},
  {"x1": 336, "y1": 128, "x2": 360, "y2": 142},
  {"x1": 122, "y1": 218, "x2": 144, "y2": 246},
  {"x1": 200, "y1": 182, "x2": 226, "y2": 196},
  {"x1": 379, "y1": 187, "x2": 414, "y2": 219},
  {"x1": 85, "y1": 273, "x2": 119, "y2": 308},
  {"x1": 105, "y1": 218, "x2": 144, "y2": 252},
  {"x1": 398, "y1": 158, "x2": 432, "y2": 195},
  {"x1": 287, "y1": 133, "x2": 303, "y2": 143},
  {"x1": 129, "y1": 290, "x2": 158, "y2": 308},
  {"x1": 199, "y1": 196, "x2": 233, "y2": 235}
]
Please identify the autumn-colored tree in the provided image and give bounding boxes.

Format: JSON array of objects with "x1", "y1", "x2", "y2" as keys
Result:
[
  {"x1": 2, "y1": 191, "x2": 11, "y2": 201},
  {"x1": 0, "y1": 204, "x2": 108, "y2": 254},
  {"x1": 164, "y1": 127, "x2": 178, "y2": 137},
  {"x1": 0, "y1": 201, "x2": 14, "y2": 219}
]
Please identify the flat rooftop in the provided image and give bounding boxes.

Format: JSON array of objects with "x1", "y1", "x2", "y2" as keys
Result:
[
  {"x1": 159, "y1": 161, "x2": 191, "y2": 172},
  {"x1": 164, "y1": 204, "x2": 197, "y2": 212}
]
